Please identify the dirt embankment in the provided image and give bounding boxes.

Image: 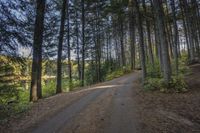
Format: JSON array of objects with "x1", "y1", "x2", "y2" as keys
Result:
[{"x1": 133, "y1": 64, "x2": 200, "y2": 133}]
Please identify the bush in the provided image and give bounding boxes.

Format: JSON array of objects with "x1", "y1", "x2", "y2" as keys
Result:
[
  {"x1": 0, "y1": 89, "x2": 30, "y2": 121},
  {"x1": 144, "y1": 78, "x2": 164, "y2": 91},
  {"x1": 70, "y1": 80, "x2": 81, "y2": 91},
  {"x1": 169, "y1": 75, "x2": 188, "y2": 92},
  {"x1": 146, "y1": 60, "x2": 162, "y2": 78},
  {"x1": 0, "y1": 61, "x2": 26, "y2": 121},
  {"x1": 42, "y1": 79, "x2": 56, "y2": 97},
  {"x1": 145, "y1": 55, "x2": 189, "y2": 93},
  {"x1": 144, "y1": 75, "x2": 188, "y2": 93}
]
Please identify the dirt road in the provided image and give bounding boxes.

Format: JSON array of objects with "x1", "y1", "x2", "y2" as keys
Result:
[
  {"x1": 26, "y1": 72, "x2": 140, "y2": 133},
  {"x1": 3, "y1": 68, "x2": 200, "y2": 133}
]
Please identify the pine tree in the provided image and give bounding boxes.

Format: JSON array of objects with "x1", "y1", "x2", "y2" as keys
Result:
[{"x1": 30, "y1": 0, "x2": 46, "y2": 101}]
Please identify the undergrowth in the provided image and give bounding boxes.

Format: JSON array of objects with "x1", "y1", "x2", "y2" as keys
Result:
[
  {"x1": 105, "y1": 67, "x2": 132, "y2": 81},
  {"x1": 144, "y1": 56, "x2": 189, "y2": 93}
]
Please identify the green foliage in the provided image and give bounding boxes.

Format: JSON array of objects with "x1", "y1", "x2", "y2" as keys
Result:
[
  {"x1": 0, "y1": 102, "x2": 30, "y2": 122},
  {"x1": 178, "y1": 54, "x2": 190, "y2": 74},
  {"x1": 85, "y1": 62, "x2": 97, "y2": 85},
  {"x1": 145, "y1": 55, "x2": 189, "y2": 93},
  {"x1": 42, "y1": 79, "x2": 56, "y2": 97},
  {"x1": 144, "y1": 75, "x2": 188, "y2": 93},
  {"x1": 0, "y1": 56, "x2": 30, "y2": 121},
  {"x1": 106, "y1": 69, "x2": 124, "y2": 81},
  {"x1": 85, "y1": 60, "x2": 132, "y2": 85},
  {"x1": 144, "y1": 78, "x2": 164, "y2": 91},
  {"x1": 0, "y1": 56, "x2": 132, "y2": 121},
  {"x1": 170, "y1": 53, "x2": 190, "y2": 75},
  {"x1": 62, "y1": 79, "x2": 81, "y2": 92},
  {"x1": 69, "y1": 80, "x2": 81, "y2": 91},
  {"x1": 105, "y1": 67, "x2": 132, "y2": 81},
  {"x1": 146, "y1": 59, "x2": 162, "y2": 78},
  {"x1": 0, "y1": 59, "x2": 19, "y2": 120},
  {"x1": 42, "y1": 78, "x2": 82, "y2": 97},
  {"x1": 169, "y1": 75, "x2": 188, "y2": 92}
]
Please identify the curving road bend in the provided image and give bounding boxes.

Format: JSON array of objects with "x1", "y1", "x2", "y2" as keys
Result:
[{"x1": 28, "y1": 72, "x2": 140, "y2": 133}]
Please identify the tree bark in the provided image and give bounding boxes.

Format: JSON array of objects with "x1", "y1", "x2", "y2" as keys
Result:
[
  {"x1": 81, "y1": 0, "x2": 85, "y2": 86},
  {"x1": 180, "y1": 1, "x2": 190, "y2": 59},
  {"x1": 142, "y1": 0, "x2": 154, "y2": 67},
  {"x1": 180, "y1": 0, "x2": 195, "y2": 61},
  {"x1": 170, "y1": 0, "x2": 179, "y2": 75},
  {"x1": 56, "y1": 0, "x2": 67, "y2": 93},
  {"x1": 153, "y1": 0, "x2": 172, "y2": 84},
  {"x1": 134, "y1": 0, "x2": 147, "y2": 84},
  {"x1": 67, "y1": 0, "x2": 72, "y2": 84},
  {"x1": 119, "y1": 15, "x2": 126, "y2": 67},
  {"x1": 128, "y1": 0, "x2": 136, "y2": 70},
  {"x1": 75, "y1": 1, "x2": 81, "y2": 80},
  {"x1": 30, "y1": 0, "x2": 46, "y2": 102}
]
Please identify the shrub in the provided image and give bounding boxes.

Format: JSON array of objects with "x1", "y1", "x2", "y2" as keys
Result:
[
  {"x1": 70, "y1": 80, "x2": 81, "y2": 89},
  {"x1": 0, "y1": 89, "x2": 30, "y2": 121},
  {"x1": 144, "y1": 78, "x2": 164, "y2": 91},
  {"x1": 146, "y1": 60, "x2": 162, "y2": 78},
  {"x1": 144, "y1": 75, "x2": 188, "y2": 93},
  {"x1": 169, "y1": 75, "x2": 188, "y2": 92},
  {"x1": 42, "y1": 79, "x2": 56, "y2": 97}
]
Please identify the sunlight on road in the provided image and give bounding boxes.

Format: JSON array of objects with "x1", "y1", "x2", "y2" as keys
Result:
[
  {"x1": 93, "y1": 85, "x2": 120, "y2": 89},
  {"x1": 70, "y1": 85, "x2": 123, "y2": 95}
]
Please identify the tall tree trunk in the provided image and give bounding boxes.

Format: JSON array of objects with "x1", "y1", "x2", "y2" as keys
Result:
[
  {"x1": 67, "y1": 0, "x2": 72, "y2": 83},
  {"x1": 191, "y1": 0, "x2": 200, "y2": 58},
  {"x1": 142, "y1": 0, "x2": 154, "y2": 66},
  {"x1": 180, "y1": 1, "x2": 190, "y2": 59},
  {"x1": 119, "y1": 16, "x2": 126, "y2": 67},
  {"x1": 81, "y1": 0, "x2": 85, "y2": 86},
  {"x1": 170, "y1": 0, "x2": 179, "y2": 75},
  {"x1": 192, "y1": 0, "x2": 200, "y2": 50},
  {"x1": 153, "y1": 0, "x2": 172, "y2": 84},
  {"x1": 106, "y1": 33, "x2": 109, "y2": 61},
  {"x1": 150, "y1": 0, "x2": 163, "y2": 70},
  {"x1": 56, "y1": 0, "x2": 67, "y2": 94},
  {"x1": 166, "y1": 23, "x2": 174, "y2": 58},
  {"x1": 128, "y1": 0, "x2": 136, "y2": 70},
  {"x1": 75, "y1": 2, "x2": 81, "y2": 80},
  {"x1": 37, "y1": 45, "x2": 42, "y2": 99},
  {"x1": 30, "y1": 0, "x2": 46, "y2": 102},
  {"x1": 164, "y1": 0, "x2": 174, "y2": 59},
  {"x1": 114, "y1": 39, "x2": 120, "y2": 67},
  {"x1": 96, "y1": 1, "x2": 101, "y2": 82},
  {"x1": 180, "y1": 0, "x2": 195, "y2": 61},
  {"x1": 134, "y1": 0, "x2": 147, "y2": 84}
]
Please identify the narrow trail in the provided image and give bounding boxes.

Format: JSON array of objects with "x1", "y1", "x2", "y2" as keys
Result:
[{"x1": 26, "y1": 72, "x2": 140, "y2": 133}]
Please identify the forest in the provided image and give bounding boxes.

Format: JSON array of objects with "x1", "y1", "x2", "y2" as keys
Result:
[{"x1": 0, "y1": 0, "x2": 200, "y2": 132}]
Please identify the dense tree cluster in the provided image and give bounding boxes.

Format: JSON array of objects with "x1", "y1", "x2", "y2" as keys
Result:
[{"x1": 0, "y1": 0, "x2": 199, "y2": 102}]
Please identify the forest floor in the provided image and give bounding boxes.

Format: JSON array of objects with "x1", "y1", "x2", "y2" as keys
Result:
[{"x1": 1, "y1": 64, "x2": 200, "y2": 133}]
